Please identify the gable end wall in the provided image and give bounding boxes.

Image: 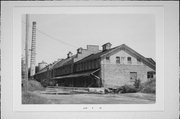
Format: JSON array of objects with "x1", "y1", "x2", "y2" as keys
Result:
[{"x1": 100, "y1": 50, "x2": 155, "y2": 88}]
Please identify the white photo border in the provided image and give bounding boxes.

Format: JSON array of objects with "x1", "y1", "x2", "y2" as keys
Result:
[{"x1": 12, "y1": 5, "x2": 164, "y2": 112}]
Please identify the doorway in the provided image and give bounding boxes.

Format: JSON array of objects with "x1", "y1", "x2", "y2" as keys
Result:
[{"x1": 130, "y1": 72, "x2": 137, "y2": 82}]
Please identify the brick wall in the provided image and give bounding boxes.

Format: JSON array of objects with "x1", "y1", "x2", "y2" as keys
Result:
[
  {"x1": 100, "y1": 50, "x2": 155, "y2": 88},
  {"x1": 101, "y1": 64, "x2": 154, "y2": 88}
]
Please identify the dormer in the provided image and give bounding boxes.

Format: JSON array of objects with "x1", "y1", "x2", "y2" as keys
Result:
[
  {"x1": 102, "y1": 42, "x2": 112, "y2": 51},
  {"x1": 67, "y1": 51, "x2": 73, "y2": 58},
  {"x1": 77, "y1": 47, "x2": 83, "y2": 54}
]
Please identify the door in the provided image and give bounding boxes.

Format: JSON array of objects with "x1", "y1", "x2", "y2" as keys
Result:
[{"x1": 130, "y1": 72, "x2": 137, "y2": 82}]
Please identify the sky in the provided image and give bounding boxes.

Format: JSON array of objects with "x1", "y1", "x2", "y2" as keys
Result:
[{"x1": 22, "y1": 14, "x2": 156, "y2": 65}]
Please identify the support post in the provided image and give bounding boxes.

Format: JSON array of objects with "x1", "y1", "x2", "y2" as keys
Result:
[{"x1": 25, "y1": 14, "x2": 29, "y2": 92}]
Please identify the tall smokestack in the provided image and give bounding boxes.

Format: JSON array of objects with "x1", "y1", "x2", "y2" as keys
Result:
[{"x1": 30, "y1": 21, "x2": 36, "y2": 77}]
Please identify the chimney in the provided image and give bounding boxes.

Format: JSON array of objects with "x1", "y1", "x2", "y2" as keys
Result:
[
  {"x1": 102, "y1": 42, "x2": 112, "y2": 51},
  {"x1": 77, "y1": 47, "x2": 83, "y2": 54},
  {"x1": 38, "y1": 61, "x2": 47, "y2": 71},
  {"x1": 67, "y1": 51, "x2": 73, "y2": 58},
  {"x1": 57, "y1": 58, "x2": 63, "y2": 61},
  {"x1": 30, "y1": 21, "x2": 37, "y2": 77},
  {"x1": 87, "y1": 45, "x2": 99, "y2": 52}
]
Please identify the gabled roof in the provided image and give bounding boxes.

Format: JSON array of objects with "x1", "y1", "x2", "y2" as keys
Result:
[
  {"x1": 36, "y1": 44, "x2": 156, "y2": 75},
  {"x1": 36, "y1": 57, "x2": 73, "y2": 74},
  {"x1": 75, "y1": 44, "x2": 156, "y2": 70},
  {"x1": 36, "y1": 64, "x2": 51, "y2": 74},
  {"x1": 52, "y1": 55, "x2": 76, "y2": 69},
  {"x1": 102, "y1": 44, "x2": 155, "y2": 70},
  {"x1": 146, "y1": 58, "x2": 156, "y2": 65}
]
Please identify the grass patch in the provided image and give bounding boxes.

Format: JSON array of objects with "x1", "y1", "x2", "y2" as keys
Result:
[
  {"x1": 22, "y1": 80, "x2": 50, "y2": 104},
  {"x1": 22, "y1": 91, "x2": 52, "y2": 104},
  {"x1": 118, "y1": 85, "x2": 138, "y2": 93},
  {"x1": 122, "y1": 93, "x2": 156, "y2": 101}
]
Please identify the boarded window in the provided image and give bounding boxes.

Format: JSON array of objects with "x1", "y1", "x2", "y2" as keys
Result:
[{"x1": 116, "y1": 56, "x2": 120, "y2": 64}]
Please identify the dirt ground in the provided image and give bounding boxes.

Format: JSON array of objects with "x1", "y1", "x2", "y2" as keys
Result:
[{"x1": 32, "y1": 91, "x2": 155, "y2": 104}]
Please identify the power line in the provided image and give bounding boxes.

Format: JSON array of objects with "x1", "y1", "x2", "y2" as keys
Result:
[
  {"x1": 36, "y1": 28, "x2": 77, "y2": 48},
  {"x1": 22, "y1": 21, "x2": 78, "y2": 48}
]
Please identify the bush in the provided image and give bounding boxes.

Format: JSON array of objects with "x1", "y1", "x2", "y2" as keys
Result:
[
  {"x1": 134, "y1": 79, "x2": 141, "y2": 89},
  {"x1": 40, "y1": 78, "x2": 56, "y2": 87},
  {"x1": 22, "y1": 80, "x2": 44, "y2": 91},
  {"x1": 105, "y1": 78, "x2": 156, "y2": 94},
  {"x1": 22, "y1": 91, "x2": 51, "y2": 104},
  {"x1": 28, "y1": 80, "x2": 44, "y2": 91},
  {"x1": 116, "y1": 79, "x2": 142, "y2": 94},
  {"x1": 105, "y1": 85, "x2": 138, "y2": 94},
  {"x1": 119, "y1": 85, "x2": 138, "y2": 93},
  {"x1": 141, "y1": 78, "x2": 156, "y2": 94}
]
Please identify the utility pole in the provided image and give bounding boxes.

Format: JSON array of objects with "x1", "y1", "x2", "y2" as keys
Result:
[{"x1": 25, "y1": 14, "x2": 29, "y2": 92}]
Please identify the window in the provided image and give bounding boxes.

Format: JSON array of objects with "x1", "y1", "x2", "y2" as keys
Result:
[
  {"x1": 89, "y1": 61, "x2": 92, "y2": 69},
  {"x1": 84, "y1": 62, "x2": 87, "y2": 70},
  {"x1": 116, "y1": 56, "x2": 120, "y2": 64},
  {"x1": 147, "y1": 71, "x2": 155, "y2": 78},
  {"x1": 127, "y1": 57, "x2": 132, "y2": 64},
  {"x1": 80, "y1": 63, "x2": 83, "y2": 71},
  {"x1": 83, "y1": 62, "x2": 85, "y2": 70},
  {"x1": 77, "y1": 64, "x2": 80, "y2": 71},
  {"x1": 106, "y1": 56, "x2": 110, "y2": 62},
  {"x1": 81, "y1": 62, "x2": 84, "y2": 71},
  {"x1": 87, "y1": 61, "x2": 90, "y2": 69},
  {"x1": 121, "y1": 57, "x2": 125, "y2": 64},
  {"x1": 137, "y1": 58, "x2": 141, "y2": 64},
  {"x1": 92, "y1": 60, "x2": 95, "y2": 69},
  {"x1": 95, "y1": 59, "x2": 98, "y2": 68}
]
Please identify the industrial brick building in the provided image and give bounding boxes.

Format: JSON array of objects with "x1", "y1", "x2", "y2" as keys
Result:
[{"x1": 34, "y1": 43, "x2": 155, "y2": 88}]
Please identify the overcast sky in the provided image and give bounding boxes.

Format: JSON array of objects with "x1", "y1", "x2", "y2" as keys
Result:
[{"x1": 22, "y1": 14, "x2": 155, "y2": 65}]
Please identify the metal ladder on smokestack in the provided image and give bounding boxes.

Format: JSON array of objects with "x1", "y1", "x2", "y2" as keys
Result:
[{"x1": 30, "y1": 21, "x2": 37, "y2": 79}]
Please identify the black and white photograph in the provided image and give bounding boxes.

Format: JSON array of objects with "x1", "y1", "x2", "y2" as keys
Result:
[
  {"x1": 1, "y1": 1, "x2": 179, "y2": 119},
  {"x1": 21, "y1": 14, "x2": 156, "y2": 104}
]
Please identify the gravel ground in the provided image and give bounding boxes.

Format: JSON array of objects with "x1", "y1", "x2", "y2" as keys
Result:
[{"x1": 32, "y1": 91, "x2": 155, "y2": 104}]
